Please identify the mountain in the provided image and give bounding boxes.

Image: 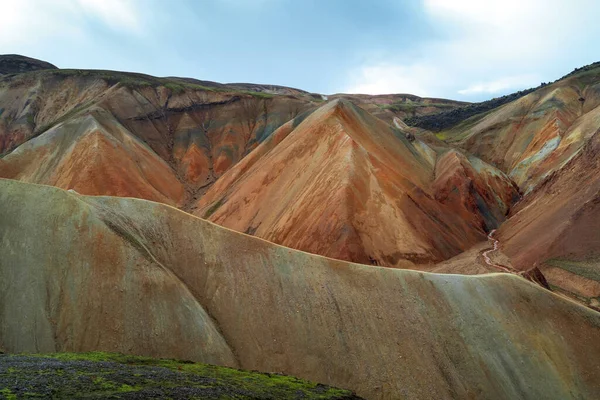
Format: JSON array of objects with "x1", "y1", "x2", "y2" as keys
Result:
[
  {"x1": 0, "y1": 61, "x2": 510, "y2": 267},
  {"x1": 1, "y1": 179, "x2": 599, "y2": 400},
  {"x1": 0, "y1": 59, "x2": 462, "y2": 206},
  {"x1": 194, "y1": 99, "x2": 518, "y2": 266},
  {"x1": 406, "y1": 62, "x2": 600, "y2": 308},
  {"x1": 2, "y1": 54, "x2": 600, "y2": 398},
  {"x1": 436, "y1": 63, "x2": 600, "y2": 194},
  {"x1": 497, "y1": 130, "x2": 600, "y2": 309},
  {"x1": 0, "y1": 54, "x2": 57, "y2": 76}
]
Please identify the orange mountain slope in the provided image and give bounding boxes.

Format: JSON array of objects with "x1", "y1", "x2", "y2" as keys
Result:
[
  {"x1": 0, "y1": 66, "x2": 461, "y2": 207},
  {"x1": 1, "y1": 178, "x2": 599, "y2": 400},
  {"x1": 196, "y1": 99, "x2": 518, "y2": 266},
  {"x1": 0, "y1": 109, "x2": 185, "y2": 206}
]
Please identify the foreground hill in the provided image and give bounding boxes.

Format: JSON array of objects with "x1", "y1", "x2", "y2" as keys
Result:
[
  {"x1": 1, "y1": 179, "x2": 599, "y2": 399},
  {"x1": 0, "y1": 353, "x2": 360, "y2": 399},
  {"x1": 195, "y1": 99, "x2": 518, "y2": 266}
]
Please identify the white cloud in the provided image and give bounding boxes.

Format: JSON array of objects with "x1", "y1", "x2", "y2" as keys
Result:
[
  {"x1": 458, "y1": 74, "x2": 541, "y2": 95},
  {"x1": 0, "y1": 0, "x2": 145, "y2": 48},
  {"x1": 344, "y1": 63, "x2": 446, "y2": 97},
  {"x1": 77, "y1": 0, "x2": 143, "y2": 34},
  {"x1": 343, "y1": 0, "x2": 600, "y2": 99}
]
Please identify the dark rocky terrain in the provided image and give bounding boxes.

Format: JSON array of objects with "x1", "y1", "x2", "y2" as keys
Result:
[{"x1": 0, "y1": 54, "x2": 57, "y2": 76}]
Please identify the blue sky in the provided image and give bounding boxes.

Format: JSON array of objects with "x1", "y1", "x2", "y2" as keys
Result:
[{"x1": 2, "y1": 0, "x2": 599, "y2": 101}]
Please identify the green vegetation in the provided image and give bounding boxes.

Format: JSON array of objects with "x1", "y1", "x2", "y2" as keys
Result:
[
  {"x1": 203, "y1": 198, "x2": 225, "y2": 219},
  {"x1": 435, "y1": 108, "x2": 496, "y2": 141},
  {"x1": 404, "y1": 87, "x2": 541, "y2": 132},
  {"x1": 560, "y1": 61, "x2": 600, "y2": 80},
  {"x1": 546, "y1": 258, "x2": 600, "y2": 282},
  {"x1": 0, "y1": 352, "x2": 358, "y2": 399},
  {"x1": 163, "y1": 82, "x2": 216, "y2": 94},
  {"x1": 244, "y1": 90, "x2": 275, "y2": 99},
  {"x1": 379, "y1": 101, "x2": 456, "y2": 113},
  {"x1": 405, "y1": 60, "x2": 600, "y2": 132},
  {"x1": 0, "y1": 388, "x2": 16, "y2": 400}
]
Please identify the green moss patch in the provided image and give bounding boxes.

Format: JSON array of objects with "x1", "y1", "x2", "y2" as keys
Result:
[{"x1": 0, "y1": 352, "x2": 359, "y2": 399}]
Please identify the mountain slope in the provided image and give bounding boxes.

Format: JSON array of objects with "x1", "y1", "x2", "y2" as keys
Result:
[
  {"x1": 422, "y1": 63, "x2": 600, "y2": 308},
  {"x1": 0, "y1": 109, "x2": 185, "y2": 205},
  {"x1": 438, "y1": 65, "x2": 600, "y2": 194},
  {"x1": 0, "y1": 68, "x2": 315, "y2": 203},
  {"x1": 195, "y1": 99, "x2": 518, "y2": 266},
  {"x1": 1, "y1": 179, "x2": 599, "y2": 400},
  {"x1": 497, "y1": 129, "x2": 600, "y2": 308},
  {"x1": 0, "y1": 64, "x2": 462, "y2": 206}
]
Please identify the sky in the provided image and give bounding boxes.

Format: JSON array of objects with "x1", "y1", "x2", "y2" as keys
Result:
[{"x1": 1, "y1": 0, "x2": 599, "y2": 101}]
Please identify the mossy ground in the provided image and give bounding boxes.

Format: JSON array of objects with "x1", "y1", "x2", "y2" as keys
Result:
[{"x1": 0, "y1": 352, "x2": 360, "y2": 399}]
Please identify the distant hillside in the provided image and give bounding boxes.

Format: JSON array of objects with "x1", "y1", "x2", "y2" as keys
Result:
[
  {"x1": 0, "y1": 54, "x2": 57, "y2": 75},
  {"x1": 404, "y1": 87, "x2": 541, "y2": 132},
  {"x1": 405, "y1": 61, "x2": 600, "y2": 132}
]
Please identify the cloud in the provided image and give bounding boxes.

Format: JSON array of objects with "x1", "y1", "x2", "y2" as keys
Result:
[
  {"x1": 458, "y1": 74, "x2": 542, "y2": 95},
  {"x1": 77, "y1": 0, "x2": 143, "y2": 34},
  {"x1": 344, "y1": 63, "x2": 446, "y2": 97},
  {"x1": 0, "y1": 0, "x2": 145, "y2": 48},
  {"x1": 343, "y1": 0, "x2": 600, "y2": 99}
]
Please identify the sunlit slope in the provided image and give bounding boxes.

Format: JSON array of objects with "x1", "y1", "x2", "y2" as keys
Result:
[{"x1": 1, "y1": 179, "x2": 598, "y2": 399}]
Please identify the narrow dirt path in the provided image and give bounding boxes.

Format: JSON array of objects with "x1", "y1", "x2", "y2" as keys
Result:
[
  {"x1": 481, "y1": 230, "x2": 552, "y2": 290},
  {"x1": 481, "y1": 230, "x2": 514, "y2": 273}
]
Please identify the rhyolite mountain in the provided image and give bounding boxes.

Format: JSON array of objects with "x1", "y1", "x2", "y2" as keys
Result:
[
  {"x1": 426, "y1": 63, "x2": 600, "y2": 309},
  {"x1": 0, "y1": 56, "x2": 500, "y2": 265},
  {"x1": 195, "y1": 99, "x2": 518, "y2": 266},
  {"x1": 2, "y1": 55, "x2": 600, "y2": 399}
]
